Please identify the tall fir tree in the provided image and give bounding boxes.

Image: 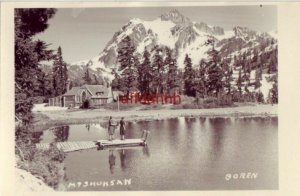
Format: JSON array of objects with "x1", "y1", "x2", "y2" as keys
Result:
[
  {"x1": 111, "y1": 69, "x2": 122, "y2": 91},
  {"x1": 120, "y1": 57, "x2": 138, "y2": 94},
  {"x1": 137, "y1": 48, "x2": 152, "y2": 94},
  {"x1": 270, "y1": 82, "x2": 278, "y2": 104},
  {"x1": 117, "y1": 36, "x2": 137, "y2": 94},
  {"x1": 224, "y1": 67, "x2": 233, "y2": 95},
  {"x1": 15, "y1": 8, "x2": 56, "y2": 128},
  {"x1": 236, "y1": 69, "x2": 243, "y2": 96},
  {"x1": 165, "y1": 48, "x2": 179, "y2": 93},
  {"x1": 117, "y1": 36, "x2": 136, "y2": 70},
  {"x1": 183, "y1": 54, "x2": 196, "y2": 97},
  {"x1": 83, "y1": 67, "x2": 92, "y2": 85},
  {"x1": 254, "y1": 68, "x2": 262, "y2": 89},
  {"x1": 206, "y1": 48, "x2": 224, "y2": 96},
  {"x1": 194, "y1": 59, "x2": 207, "y2": 98},
  {"x1": 151, "y1": 47, "x2": 165, "y2": 94},
  {"x1": 15, "y1": 8, "x2": 56, "y2": 144},
  {"x1": 52, "y1": 46, "x2": 68, "y2": 96}
]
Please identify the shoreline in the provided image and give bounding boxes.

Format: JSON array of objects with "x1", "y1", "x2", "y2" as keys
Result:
[{"x1": 32, "y1": 104, "x2": 278, "y2": 132}]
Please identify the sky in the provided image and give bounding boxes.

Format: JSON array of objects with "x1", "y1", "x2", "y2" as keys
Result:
[{"x1": 34, "y1": 6, "x2": 277, "y2": 64}]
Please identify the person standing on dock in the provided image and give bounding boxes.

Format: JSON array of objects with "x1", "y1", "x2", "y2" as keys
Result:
[
  {"x1": 108, "y1": 116, "x2": 117, "y2": 141},
  {"x1": 119, "y1": 117, "x2": 126, "y2": 140}
]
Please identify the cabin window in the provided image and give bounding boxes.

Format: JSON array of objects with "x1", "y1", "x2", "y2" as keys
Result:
[{"x1": 96, "y1": 92, "x2": 104, "y2": 96}]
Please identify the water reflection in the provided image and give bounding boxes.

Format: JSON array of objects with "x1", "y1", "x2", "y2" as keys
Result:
[
  {"x1": 119, "y1": 149, "x2": 127, "y2": 171},
  {"x1": 38, "y1": 117, "x2": 278, "y2": 190},
  {"x1": 31, "y1": 131, "x2": 43, "y2": 143},
  {"x1": 108, "y1": 150, "x2": 116, "y2": 174},
  {"x1": 209, "y1": 118, "x2": 227, "y2": 160},
  {"x1": 142, "y1": 145, "x2": 150, "y2": 157},
  {"x1": 53, "y1": 126, "x2": 70, "y2": 142}
]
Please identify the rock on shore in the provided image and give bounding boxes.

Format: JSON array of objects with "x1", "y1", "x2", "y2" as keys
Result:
[{"x1": 15, "y1": 167, "x2": 54, "y2": 192}]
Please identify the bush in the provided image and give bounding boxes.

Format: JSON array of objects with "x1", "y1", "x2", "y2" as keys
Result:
[
  {"x1": 31, "y1": 96, "x2": 46, "y2": 104},
  {"x1": 256, "y1": 91, "x2": 265, "y2": 103},
  {"x1": 16, "y1": 129, "x2": 66, "y2": 190}
]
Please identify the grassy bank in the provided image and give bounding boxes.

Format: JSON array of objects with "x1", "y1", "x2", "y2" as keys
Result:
[{"x1": 32, "y1": 104, "x2": 278, "y2": 132}]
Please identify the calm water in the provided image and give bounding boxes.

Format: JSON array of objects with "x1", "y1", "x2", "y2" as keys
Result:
[{"x1": 33, "y1": 117, "x2": 278, "y2": 191}]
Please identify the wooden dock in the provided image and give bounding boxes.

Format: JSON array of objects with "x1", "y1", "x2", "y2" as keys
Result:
[
  {"x1": 95, "y1": 138, "x2": 146, "y2": 149},
  {"x1": 36, "y1": 141, "x2": 97, "y2": 152},
  {"x1": 36, "y1": 130, "x2": 150, "y2": 152}
]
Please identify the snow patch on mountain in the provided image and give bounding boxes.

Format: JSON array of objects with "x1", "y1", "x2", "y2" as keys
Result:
[
  {"x1": 143, "y1": 18, "x2": 177, "y2": 49},
  {"x1": 67, "y1": 9, "x2": 277, "y2": 100},
  {"x1": 268, "y1": 30, "x2": 277, "y2": 39},
  {"x1": 177, "y1": 35, "x2": 211, "y2": 68},
  {"x1": 70, "y1": 55, "x2": 114, "y2": 81},
  {"x1": 214, "y1": 30, "x2": 235, "y2": 40},
  {"x1": 261, "y1": 74, "x2": 274, "y2": 99}
]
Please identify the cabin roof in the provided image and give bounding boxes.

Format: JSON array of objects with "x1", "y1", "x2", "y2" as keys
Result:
[
  {"x1": 64, "y1": 87, "x2": 81, "y2": 96},
  {"x1": 83, "y1": 85, "x2": 109, "y2": 96},
  {"x1": 63, "y1": 85, "x2": 110, "y2": 97}
]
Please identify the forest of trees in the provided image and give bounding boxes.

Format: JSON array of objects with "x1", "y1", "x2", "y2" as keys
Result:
[
  {"x1": 112, "y1": 36, "x2": 278, "y2": 106},
  {"x1": 15, "y1": 8, "x2": 57, "y2": 131},
  {"x1": 15, "y1": 8, "x2": 66, "y2": 188}
]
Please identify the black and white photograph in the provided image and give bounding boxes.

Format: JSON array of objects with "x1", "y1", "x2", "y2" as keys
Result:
[{"x1": 12, "y1": 4, "x2": 279, "y2": 192}]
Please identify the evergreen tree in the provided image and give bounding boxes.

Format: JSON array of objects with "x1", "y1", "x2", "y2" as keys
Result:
[
  {"x1": 151, "y1": 47, "x2": 165, "y2": 94},
  {"x1": 69, "y1": 80, "x2": 73, "y2": 90},
  {"x1": 236, "y1": 69, "x2": 243, "y2": 96},
  {"x1": 256, "y1": 90, "x2": 264, "y2": 103},
  {"x1": 83, "y1": 67, "x2": 92, "y2": 85},
  {"x1": 52, "y1": 46, "x2": 68, "y2": 96},
  {"x1": 224, "y1": 67, "x2": 233, "y2": 95},
  {"x1": 15, "y1": 8, "x2": 56, "y2": 129},
  {"x1": 137, "y1": 48, "x2": 152, "y2": 94},
  {"x1": 206, "y1": 48, "x2": 224, "y2": 96},
  {"x1": 117, "y1": 36, "x2": 137, "y2": 94},
  {"x1": 117, "y1": 36, "x2": 135, "y2": 70},
  {"x1": 93, "y1": 75, "x2": 99, "y2": 85},
  {"x1": 111, "y1": 69, "x2": 122, "y2": 91},
  {"x1": 183, "y1": 54, "x2": 196, "y2": 97},
  {"x1": 165, "y1": 48, "x2": 179, "y2": 93},
  {"x1": 120, "y1": 57, "x2": 138, "y2": 94},
  {"x1": 244, "y1": 82, "x2": 250, "y2": 94},
  {"x1": 195, "y1": 59, "x2": 207, "y2": 98},
  {"x1": 43, "y1": 73, "x2": 54, "y2": 98},
  {"x1": 270, "y1": 82, "x2": 278, "y2": 104},
  {"x1": 254, "y1": 69, "x2": 262, "y2": 89}
]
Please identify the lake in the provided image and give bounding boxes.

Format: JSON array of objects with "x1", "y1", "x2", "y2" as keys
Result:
[{"x1": 32, "y1": 116, "x2": 278, "y2": 191}]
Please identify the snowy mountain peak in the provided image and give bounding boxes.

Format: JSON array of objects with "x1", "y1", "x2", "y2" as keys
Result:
[
  {"x1": 68, "y1": 9, "x2": 277, "y2": 99},
  {"x1": 194, "y1": 22, "x2": 224, "y2": 36},
  {"x1": 233, "y1": 26, "x2": 257, "y2": 38},
  {"x1": 268, "y1": 30, "x2": 277, "y2": 39},
  {"x1": 160, "y1": 9, "x2": 191, "y2": 26}
]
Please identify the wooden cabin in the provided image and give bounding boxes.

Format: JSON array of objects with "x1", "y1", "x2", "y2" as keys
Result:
[{"x1": 49, "y1": 85, "x2": 114, "y2": 108}]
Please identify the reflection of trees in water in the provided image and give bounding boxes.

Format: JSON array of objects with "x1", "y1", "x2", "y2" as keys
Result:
[
  {"x1": 199, "y1": 117, "x2": 206, "y2": 124},
  {"x1": 208, "y1": 118, "x2": 227, "y2": 159},
  {"x1": 109, "y1": 150, "x2": 116, "y2": 174},
  {"x1": 184, "y1": 117, "x2": 196, "y2": 131},
  {"x1": 106, "y1": 146, "x2": 151, "y2": 174},
  {"x1": 251, "y1": 116, "x2": 275, "y2": 127},
  {"x1": 30, "y1": 131, "x2": 44, "y2": 143},
  {"x1": 53, "y1": 126, "x2": 69, "y2": 142},
  {"x1": 119, "y1": 149, "x2": 126, "y2": 171}
]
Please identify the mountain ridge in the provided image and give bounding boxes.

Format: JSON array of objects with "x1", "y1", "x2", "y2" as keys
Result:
[{"x1": 60, "y1": 9, "x2": 277, "y2": 99}]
